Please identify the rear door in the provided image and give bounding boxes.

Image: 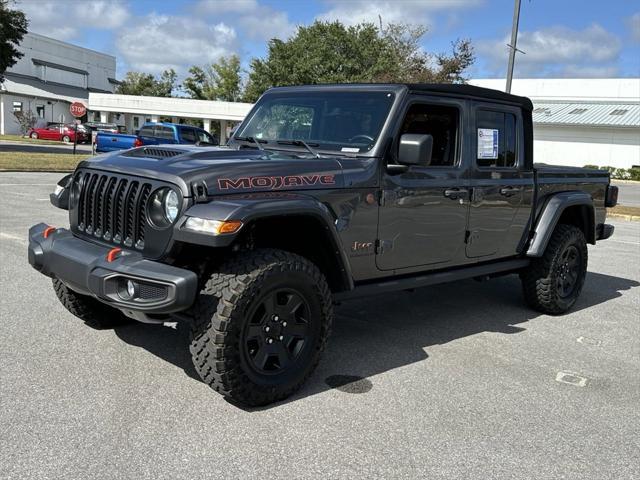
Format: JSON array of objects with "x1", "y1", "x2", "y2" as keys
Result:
[{"x1": 466, "y1": 103, "x2": 534, "y2": 259}]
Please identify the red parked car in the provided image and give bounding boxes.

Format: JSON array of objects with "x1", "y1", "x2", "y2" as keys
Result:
[{"x1": 27, "y1": 124, "x2": 86, "y2": 143}]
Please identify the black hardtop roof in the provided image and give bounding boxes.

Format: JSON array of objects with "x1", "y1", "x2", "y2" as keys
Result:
[
  {"x1": 407, "y1": 83, "x2": 533, "y2": 111},
  {"x1": 268, "y1": 83, "x2": 534, "y2": 111}
]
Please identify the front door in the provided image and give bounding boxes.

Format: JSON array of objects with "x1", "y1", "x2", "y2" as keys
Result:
[
  {"x1": 466, "y1": 103, "x2": 534, "y2": 258},
  {"x1": 376, "y1": 97, "x2": 469, "y2": 271}
]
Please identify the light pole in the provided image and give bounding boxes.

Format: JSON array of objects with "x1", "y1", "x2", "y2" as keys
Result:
[{"x1": 505, "y1": 0, "x2": 523, "y2": 93}]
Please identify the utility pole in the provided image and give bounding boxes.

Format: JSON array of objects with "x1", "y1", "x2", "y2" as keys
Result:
[{"x1": 505, "y1": 0, "x2": 522, "y2": 93}]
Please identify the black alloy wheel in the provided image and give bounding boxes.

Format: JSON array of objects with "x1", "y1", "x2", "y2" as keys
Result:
[
  {"x1": 189, "y1": 249, "x2": 334, "y2": 406},
  {"x1": 243, "y1": 288, "x2": 311, "y2": 375},
  {"x1": 556, "y1": 245, "x2": 582, "y2": 298}
]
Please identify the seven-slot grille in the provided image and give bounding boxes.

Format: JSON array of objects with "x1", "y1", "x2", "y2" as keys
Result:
[{"x1": 76, "y1": 172, "x2": 152, "y2": 250}]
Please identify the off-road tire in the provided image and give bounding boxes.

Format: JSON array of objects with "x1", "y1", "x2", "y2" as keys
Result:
[
  {"x1": 521, "y1": 224, "x2": 588, "y2": 315},
  {"x1": 189, "y1": 249, "x2": 333, "y2": 406},
  {"x1": 53, "y1": 278, "x2": 131, "y2": 329}
]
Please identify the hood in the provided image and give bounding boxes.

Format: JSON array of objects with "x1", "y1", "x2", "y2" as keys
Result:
[{"x1": 77, "y1": 145, "x2": 371, "y2": 197}]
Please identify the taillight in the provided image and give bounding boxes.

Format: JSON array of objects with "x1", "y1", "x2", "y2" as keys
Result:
[
  {"x1": 605, "y1": 185, "x2": 618, "y2": 208},
  {"x1": 133, "y1": 138, "x2": 143, "y2": 148}
]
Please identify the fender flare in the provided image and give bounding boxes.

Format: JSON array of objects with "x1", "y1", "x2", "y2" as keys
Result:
[
  {"x1": 526, "y1": 191, "x2": 595, "y2": 257},
  {"x1": 173, "y1": 194, "x2": 354, "y2": 290}
]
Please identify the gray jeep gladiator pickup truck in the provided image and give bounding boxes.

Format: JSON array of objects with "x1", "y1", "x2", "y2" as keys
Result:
[{"x1": 28, "y1": 84, "x2": 618, "y2": 406}]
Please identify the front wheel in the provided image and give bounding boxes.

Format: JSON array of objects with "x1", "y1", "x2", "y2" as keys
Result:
[
  {"x1": 190, "y1": 249, "x2": 333, "y2": 406},
  {"x1": 62, "y1": 135, "x2": 71, "y2": 143},
  {"x1": 30, "y1": 132, "x2": 38, "y2": 139},
  {"x1": 521, "y1": 224, "x2": 588, "y2": 314}
]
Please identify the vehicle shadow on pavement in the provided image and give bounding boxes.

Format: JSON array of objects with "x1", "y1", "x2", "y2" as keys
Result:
[{"x1": 112, "y1": 271, "x2": 639, "y2": 409}]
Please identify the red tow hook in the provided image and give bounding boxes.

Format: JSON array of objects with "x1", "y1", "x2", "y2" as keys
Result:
[
  {"x1": 43, "y1": 226, "x2": 56, "y2": 238},
  {"x1": 106, "y1": 247, "x2": 122, "y2": 263}
]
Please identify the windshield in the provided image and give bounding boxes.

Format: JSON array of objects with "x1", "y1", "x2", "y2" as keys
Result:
[{"x1": 235, "y1": 91, "x2": 395, "y2": 153}]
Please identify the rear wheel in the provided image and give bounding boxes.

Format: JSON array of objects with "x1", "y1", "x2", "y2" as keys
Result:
[
  {"x1": 521, "y1": 224, "x2": 588, "y2": 314},
  {"x1": 190, "y1": 249, "x2": 333, "y2": 406},
  {"x1": 62, "y1": 135, "x2": 71, "y2": 143},
  {"x1": 53, "y1": 278, "x2": 131, "y2": 329}
]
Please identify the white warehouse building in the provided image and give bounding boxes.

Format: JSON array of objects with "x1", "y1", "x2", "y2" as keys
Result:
[
  {"x1": 471, "y1": 78, "x2": 640, "y2": 169},
  {"x1": 0, "y1": 32, "x2": 117, "y2": 135}
]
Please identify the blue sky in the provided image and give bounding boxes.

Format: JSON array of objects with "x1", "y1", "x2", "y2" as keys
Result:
[{"x1": 14, "y1": 0, "x2": 640, "y2": 81}]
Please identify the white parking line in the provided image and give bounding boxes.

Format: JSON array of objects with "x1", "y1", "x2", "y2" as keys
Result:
[
  {"x1": 556, "y1": 371, "x2": 589, "y2": 387},
  {"x1": 0, "y1": 183, "x2": 55, "y2": 186},
  {"x1": 0, "y1": 232, "x2": 27, "y2": 245}
]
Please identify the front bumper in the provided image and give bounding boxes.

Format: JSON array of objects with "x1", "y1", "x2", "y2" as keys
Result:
[{"x1": 28, "y1": 223, "x2": 198, "y2": 316}]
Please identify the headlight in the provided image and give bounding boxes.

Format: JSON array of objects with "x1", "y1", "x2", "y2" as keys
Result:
[
  {"x1": 183, "y1": 217, "x2": 243, "y2": 235},
  {"x1": 148, "y1": 188, "x2": 180, "y2": 228},
  {"x1": 164, "y1": 189, "x2": 179, "y2": 223}
]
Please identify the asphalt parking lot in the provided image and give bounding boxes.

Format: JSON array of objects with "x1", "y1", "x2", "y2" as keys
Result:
[{"x1": 1, "y1": 172, "x2": 638, "y2": 480}]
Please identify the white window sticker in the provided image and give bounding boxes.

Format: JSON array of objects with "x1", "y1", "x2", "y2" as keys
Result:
[
  {"x1": 341, "y1": 147, "x2": 360, "y2": 153},
  {"x1": 477, "y1": 128, "x2": 499, "y2": 159}
]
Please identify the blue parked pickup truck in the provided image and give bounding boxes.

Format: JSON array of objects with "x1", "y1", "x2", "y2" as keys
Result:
[{"x1": 95, "y1": 122, "x2": 218, "y2": 152}]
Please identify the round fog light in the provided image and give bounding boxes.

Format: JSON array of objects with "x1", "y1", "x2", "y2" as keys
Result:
[
  {"x1": 127, "y1": 280, "x2": 136, "y2": 299},
  {"x1": 119, "y1": 279, "x2": 138, "y2": 300}
]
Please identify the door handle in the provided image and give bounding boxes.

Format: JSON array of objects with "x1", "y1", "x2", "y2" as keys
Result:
[
  {"x1": 500, "y1": 187, "x2": 521, "y2": 197},
  {"x1": 444, "y1": 188, "x2": 469, "y2": 199}
]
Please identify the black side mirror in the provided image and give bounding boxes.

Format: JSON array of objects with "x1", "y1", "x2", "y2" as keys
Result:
[{"x1": 398, "y1": 134, "x2": 433, "y2": 166}]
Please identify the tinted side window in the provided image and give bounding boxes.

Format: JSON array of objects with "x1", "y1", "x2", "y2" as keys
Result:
[
  {"x1": 138, "y1": 126, "x2": 154, "y2": 137},
  {"x1": 180, "y1": 127, "x2": 197, "y2": 143},
  {"x1": 476, "y1": 110, "x2": 517, "y2": 168},
  {"x1": 399, "y1": 104, "x2": 459, "y2": 167},
  {"x1": 196, "y1": 130, "x2": 216, "y2": 144},
  {"x1": 154, "y1": 126, "x2": 175, "y2": 140}
]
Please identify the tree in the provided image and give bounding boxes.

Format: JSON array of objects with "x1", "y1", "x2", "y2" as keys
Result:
[
  {"x1": 116, "y1": 69, "x2": 178, "y2": 97},
  {"x1": 183, "y1": 55, "x2": 242, "y2": 102},
  {"x1": 0, "y1": 0, "x2": 28, "y2": 83},
  {"x1": 13, "y1": 109, "x2": 36, "y2": 135},
  {"x1": 243, "y1": 20, "x2": 475, "y2": 102}
]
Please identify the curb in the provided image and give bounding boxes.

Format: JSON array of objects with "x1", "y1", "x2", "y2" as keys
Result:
[{"x1": 608, "y1": 213, "x2": 640, "y2": 222}]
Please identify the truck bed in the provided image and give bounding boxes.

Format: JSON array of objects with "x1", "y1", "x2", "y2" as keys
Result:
[{"x1": 95, "y1": 132, "x2": 137, "y2": 153}]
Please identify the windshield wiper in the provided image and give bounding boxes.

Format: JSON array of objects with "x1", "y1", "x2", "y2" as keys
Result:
[
  {"x1": 276, "y1": 139, "x2": 320, "y2": 158},
  {"x1": 234, "y1": 136, "x2": 267, "y2": 151}
]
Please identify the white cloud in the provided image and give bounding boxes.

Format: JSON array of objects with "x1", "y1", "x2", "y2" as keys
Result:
[
  {"x1": 115, "y1": 14, "x2": 238, "y2": 75},
  {"x1": 477, "y1": 24, "x2": 622, "y2": 78},
  {"x1": 195, "y1": 0, "x2": 296, "y2": 41},
  {"x1": 627, "y1": 12, "x2": 640, "y2": 43},
  {"x1": 18, "y1": 0, "x2": 128, "y2": 40},
  {"x1": 239, "y1": 8, "x2": 296, "y2": 41},
  {"x1": 316, "y1": 0, "x2": 481, "y2": 28},
  {"x1": 195, "y1": 0, "x2": 259, "y2": 15}
]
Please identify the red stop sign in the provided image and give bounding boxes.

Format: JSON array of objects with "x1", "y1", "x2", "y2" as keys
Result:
[{"x1": 70, "y1": 102, "x2": 86, "y2": 118}]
